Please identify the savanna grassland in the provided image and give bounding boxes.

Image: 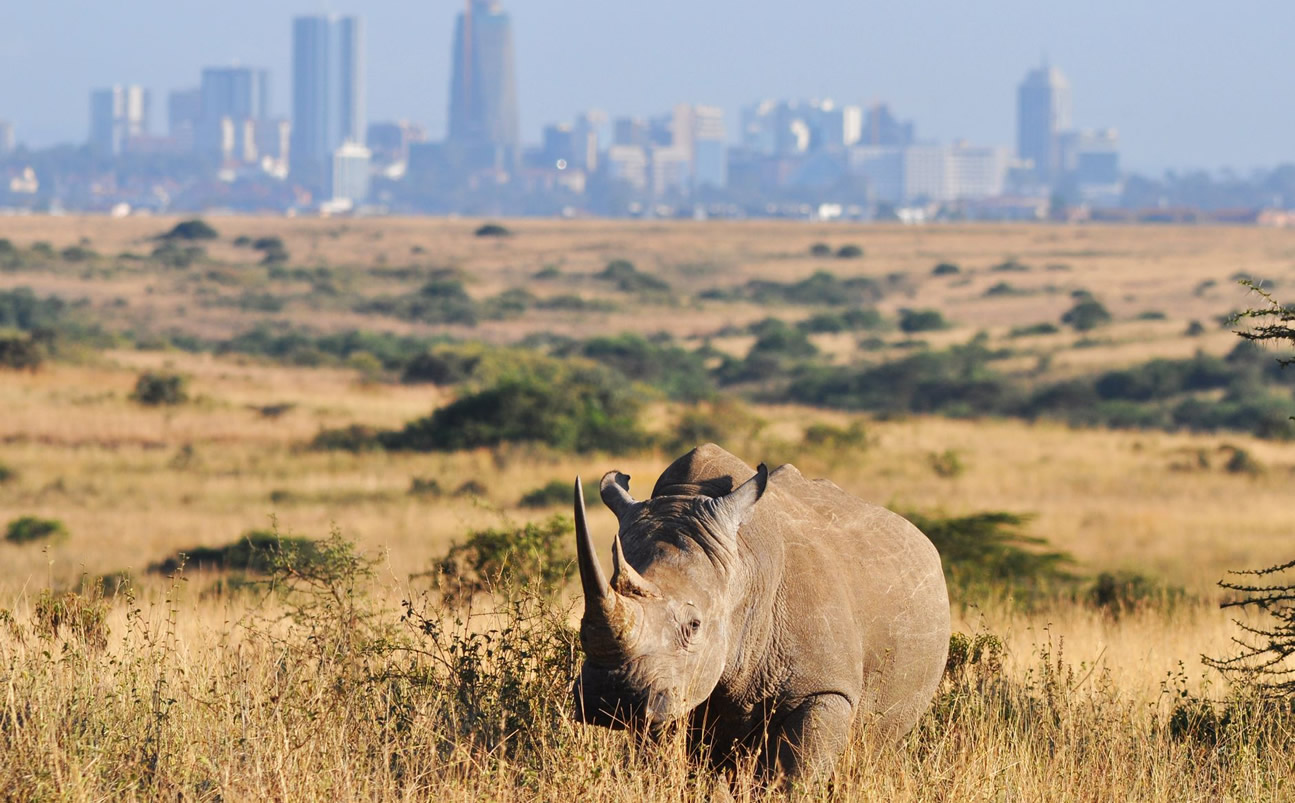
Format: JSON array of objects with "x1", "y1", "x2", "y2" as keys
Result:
[{"x1": 1, "y1": 217, "x2": 1294, "y2": 800}]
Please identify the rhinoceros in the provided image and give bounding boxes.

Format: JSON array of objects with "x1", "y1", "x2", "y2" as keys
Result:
[{"x1": 571, "y1": 443, "x2": 950, "y2": 787}]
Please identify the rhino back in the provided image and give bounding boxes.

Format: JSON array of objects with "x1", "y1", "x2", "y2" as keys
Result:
[{"x1": 654, "y1": 444, "x2": 950, "y2": 737}]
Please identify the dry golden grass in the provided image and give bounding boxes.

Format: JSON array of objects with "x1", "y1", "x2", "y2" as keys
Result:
[{"x1": 2, "y1": 218, "x2": 1294, "y2": 799}]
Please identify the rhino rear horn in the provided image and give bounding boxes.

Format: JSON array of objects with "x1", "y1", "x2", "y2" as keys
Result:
[
  {"x1": 600, "y1": 471, "x2": 638, "y2": 522},
  {"x1": 706, "y1": 463, "x2": 769, "y2": 534}
]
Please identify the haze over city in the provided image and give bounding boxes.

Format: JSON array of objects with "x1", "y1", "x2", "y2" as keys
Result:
[{"x1": 4, "y1": 0, "x2": 1294, "y2": 173}]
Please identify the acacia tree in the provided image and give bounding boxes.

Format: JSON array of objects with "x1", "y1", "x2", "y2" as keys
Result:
[{"x1": 1206, "y1": 282, "x2": 1295, "y2": 693}]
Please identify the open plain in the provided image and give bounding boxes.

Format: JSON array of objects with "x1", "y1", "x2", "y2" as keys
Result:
[{"x1": 1, "y1": 217, "x2": 1293, "y2": 800}]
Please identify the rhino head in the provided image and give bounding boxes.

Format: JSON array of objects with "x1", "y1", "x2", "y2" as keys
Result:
[{"x1": 571, "y1": 464, "x2": 768, "y2": 731}]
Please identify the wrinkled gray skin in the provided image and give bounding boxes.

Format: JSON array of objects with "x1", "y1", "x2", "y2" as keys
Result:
[{"x1": 572, "y1": 444, "x2": 950, "y2": 788}]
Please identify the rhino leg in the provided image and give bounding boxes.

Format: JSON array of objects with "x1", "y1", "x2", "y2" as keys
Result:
[{"x1": 769, "y1": 693, "x2": 853, "y2": 790}]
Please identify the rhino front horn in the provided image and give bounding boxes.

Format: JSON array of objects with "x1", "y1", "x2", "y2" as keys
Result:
[{"x1": 575, "y1": 477, "x2": 645, "y2": 654}]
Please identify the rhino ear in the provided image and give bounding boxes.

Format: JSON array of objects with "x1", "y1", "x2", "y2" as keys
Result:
[
  {"x1": 706, "y1": 463, "x2": 768, "y2": 535},
  {"x1": 600, "y1": 471, "x2": 638, "y2": 522}
]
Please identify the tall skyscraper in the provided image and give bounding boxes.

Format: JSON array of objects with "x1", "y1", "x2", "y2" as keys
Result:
[
  {"x1": 448, "y1": 1, "x2": 520, "y2": 170},
  {"x1": 199, "y1": 66, "x2": 269, "y2": 157},
  {"x1": 0, "y1": 121, "x2": 14, "y2": 155},
  {"x1": 292, "y1": 14, "x2": 364, "y2": 183},
  {"x1": 89, "y1": 85, "x2": 150, "y2": 156},
  {"x1": 1017, "y1": 63, "x2": 1072, "y2": 185}
]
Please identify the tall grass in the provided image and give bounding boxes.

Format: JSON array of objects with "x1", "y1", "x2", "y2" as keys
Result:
[{"x1": 2, "y1": 538, "x2": 1292, "y2": 801}]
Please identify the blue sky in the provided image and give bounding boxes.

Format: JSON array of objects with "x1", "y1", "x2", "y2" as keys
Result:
[{"x1": 4, "y1": 0, "x2": 1293, "y2": 173}]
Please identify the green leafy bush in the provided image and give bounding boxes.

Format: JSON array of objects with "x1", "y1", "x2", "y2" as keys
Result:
[
  {"x1": 147, "y1": 530, "x2": 324, "y2": 575},
  {"x1": 0, "y1": 332, "x2": 44, "y2": 370},
  {"x1": 519, "y1": 479, "x2": 599, "y2": 509},
  {"x1": 130, "y1": 371, "x2": 188, "y2": 406},
  {"x1": 905, "y1": 511, "x2": 1075, "y2": 601},
  {"x1": 932, "y1": 262, "x2": 961, "y2": 276},
  {"x1": 475, "y1": 222, "x2": 511, "y2": 237},
  {"x1": 1062, "y1": 298, "x2": 1112, "y2": 331},
  {"x1": 158, "y1": 219, "x2": 219, "y2": 241},
  {"x1": 428, "y1": 515, "x2": 573, "y2": 607},
  {"x1": 743, "y1": 270, "x2": 881, "y2": 306},
  {"x1": 899, "y1": 308, "x2": 949, "y2": 333},
  {"x1": 809, "y1": 242, "x2": 832, "y2": 257},
  {"x1": 559, "y1": 333, "x2": 714, "y2": 402},
  {"x1": 836, "y1": 244, "x2": 864, "y2": 259},
  {"x1": 4, "y1": 515, "x2": 68, "y2": 544},
  {"x1": 796, "y1": 308, "x2": 885, "y2": 333},
  {"x1": 379, "y1": 361, "x2": 646, "y2": 453},
  {"x1": 596, "y1": 260, "x2": 671, "y2": 295}
]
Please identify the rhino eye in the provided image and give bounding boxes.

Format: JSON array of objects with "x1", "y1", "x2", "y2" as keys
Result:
[{"x1": 686, "y1": 618, "x2": 701, "y2": 638}]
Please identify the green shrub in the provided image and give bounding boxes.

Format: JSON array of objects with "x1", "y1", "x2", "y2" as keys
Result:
[
  {"x1": 836, "y1": 244, "x2": 864, "y2": 259},
  {"x1": 809, "y1": 242, "x2": 832, "y2": 257},
  {"x1": 130, "y1": 371, "x2": 188, "y2": 406},
  {"x1": 379, "y1": 362, "x2": 646, "y2": 454},
  {"x1": 60, "y1": 245, "x2": 96, "y2": 262},
  {"x1": 428, "y1": 515, "x2": 573, "y2": 608},
  {"x1": 1086, "y1": 570, "x2": 1184, "y2": 618},
  {"x1": 533, "y1": 264, "x2": 561, "y2": 279},
  {"x1": 408, "y1": 476, "x2": 443, "y2": 497},
  {"x1": 358, "y1": 276, "x2": 479, "y2": 325},
  {"x1": 310, "y1": 424, "x2": 384, "y2": 452},
  {"x1": 1137, "y1": 310, "x2": 1168, "y2": 321},
  {"x1": 158, "y1": 219, "x2": 219, "y2": 241},
  {"x1": 0, "y1": 287, "x2": 66, "y2": 331},
  {"x1": 1186, "y1": 320, "x2": 1206, "y2": 336},
  {"x1": 233, "y1": 235, "x2": 253, "y2": 247},
  {"x1": 0, "y1": 332, "x2": 44, "y2": 370},
  {"x1": 519, "y1": 479, "x2": 599, "y2": 509},
  {"x1": 475, "y1": 222, "x2": 511, "y2": 237},
  {"x1": 796, "y1": 308, "x2": 885, "y2": 333},
  {"x1": 148, "y1": 529, "x2": 324, "y2": 575},
  {"x1": 743, "y1": 270, "x2": 881, "y2": 306},
  {"x1": 596, "y1": 260, "x2": 671, "y2": 295},
  {"x1": 1008, "y1": 322, "x2": 1060, "y2": 338},
  {"x1": 151, "y1": 241, "x2": 205, "y2": 268},
  {"x1": 560, "y1": 333, "x2": 714, "y2": 402},
  {"x1": 1223, "y1": 445, "x2": 1263, "y2": 475},
  {"x1": 929, "y1": 449, "x2": 965, "y2": 478},
  {"x1": 932, "y1": 262, "x2": 961, "y2": 276},
  {"x1": 401, "y1": 348, "x2": 482, "y2": 385},
  {"x1": 0, "y1": 462, "x2": 14, "y2": 484},
  {"x1": 991, "y1": 258, "x2": 1029, "y2": 272},
  {"x1": 4, "y1": 515, "x2": 68, "y2": 544},
  {"x1": 899, "y1": 308, "x2": 950, "y2": 333},
  {"x1": 1062, "y1": 298, "x2": 1112, "y2": 331},
  {"x1": 905, "y1": 511, "x2": 1075, "y2": 601}
]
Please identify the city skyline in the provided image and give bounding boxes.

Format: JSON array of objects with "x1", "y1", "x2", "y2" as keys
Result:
[{"x1": 3, "y1": 0, "x2": 1294, "y2": 174}]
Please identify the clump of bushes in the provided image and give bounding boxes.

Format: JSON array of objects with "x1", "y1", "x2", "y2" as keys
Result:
[
  {"x1": 796, "y1": 308, "x2": 885, "y2": 334},
  {"x1": 157, "y1": 219, "x2": 219, "y2": 242},
  {"x1": 809, "y1": 242, "x2": 832, "y2": 257},
  {"x1": 1062, "y1": 297, "x2": 1112, "y2": 331},
  {"x1": 148, "y1": 530, "x2": 324, "y2": 575},
  {"x1": 130, "y1": 371, "x2": 188, "y2": 406},
  {"x1": 428, "y1": 515, "x2": 572, "y2": 608},
  {"x1": 518, "y1": 479, "x2": 599, "y2": 509},
  {"x1": 932, "y1": 262, "x2": 961, "y2": 276},
  {"x1": 899, "y1": 308, "x2": 950, "y2": 333},
  {"x1": 0, "y1": 332, "x2": 45, "y2": 370},
  {"x1": 905, "y1": 510, "x2": 1075, "y2": 602},
  {"x1": 836, "y1": 244, "x2": 864, "y2": 259},
  {"x1": 596, "y1": 260, "x2": 671, "y2": 295},
  {"x1": 555, "y1": 333, "x2": 714, "y2": 402},
  {"x1": 474, "y1": 222, "x2": 511, "y2": 238},
  {"x1": 5, "y1": 515, "x2": 68, "y2": 545},
  {"x1": 742, "y1": 271, "x2": 881, "y2": 307},
  {"x1": 383, "y1": 362, "x2": 646, "y2": 453}
]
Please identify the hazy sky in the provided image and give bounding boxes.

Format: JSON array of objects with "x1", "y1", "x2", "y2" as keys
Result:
[{"x1": 3, "y1": 0, "x2": 1293, "y2": 173}]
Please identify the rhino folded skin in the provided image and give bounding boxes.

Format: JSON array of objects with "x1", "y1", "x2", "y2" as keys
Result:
[{"x1": 573, "y1": 443, "x2": 952, "y2": 787}]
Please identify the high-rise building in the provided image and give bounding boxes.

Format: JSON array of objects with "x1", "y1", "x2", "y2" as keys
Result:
[
  {"x1": 448, "y1": 1, "x2": 520, "y2": 170},
  {"x1": 1017, "y1": 63, "x2": 1071, "y2": 185},
  {"x1": 199, "y1": 66, "x2": 269, "y2": 158},
  {"x1": 860, "y1": 103, "x2": 914, "y2": 147},
  {"x1": 292, "y1": 14, "x2": 365, "y2": 183},
  {"x1": 168, "y1": 88, "x2": 202, "y2": 151},
  {"x1": 332, "y1": 141, "x2": 372, "y2": 205},
  {"x1": 89, "y1": 85, "x2": 150, "y2": 155},
  {"x1": 0, "y1": 121, "x2": 14, "y2": 155}
]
